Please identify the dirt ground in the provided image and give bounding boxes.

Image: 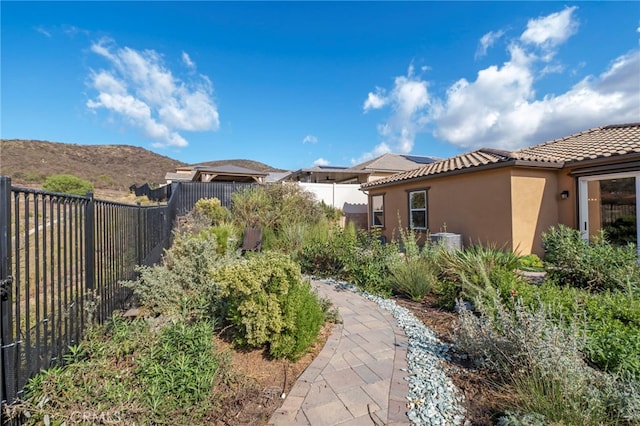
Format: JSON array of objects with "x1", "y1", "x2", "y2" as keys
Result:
[{"x1": 218, "y1": 295, "x2": 501, "y2": 426}]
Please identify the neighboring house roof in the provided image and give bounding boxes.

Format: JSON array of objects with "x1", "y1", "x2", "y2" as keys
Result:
[
  {"x1": 265, "y1": 171, "x2": 292, "y2": 182},
  {"x1": 165, "y1": 165, "x2": 267, "y2": 183},
  {"x1": 280, "y1": 153, "x2": 437, "y2": 183},
  {"x1": 362, "y1": 123, "x2": 640, "y2": 189},
  {"x1": 347, "y1": 153, "x2": 437, "y2": 173}
]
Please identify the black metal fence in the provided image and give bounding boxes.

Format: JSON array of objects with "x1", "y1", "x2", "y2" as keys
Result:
[
  {"x1": 129, "y1": 183, "x2": 172, "y2": 202},
  {"x1": 0, "y1": 178, "x2": 255, "y2": 411}
]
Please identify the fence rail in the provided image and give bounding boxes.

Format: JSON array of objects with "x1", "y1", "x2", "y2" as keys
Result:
[{"x1": 0, "y1": 177, "x2": 255, "y2": 411}]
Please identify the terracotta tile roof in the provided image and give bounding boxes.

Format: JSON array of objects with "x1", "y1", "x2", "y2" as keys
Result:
[
  {"x1": 514, "y1": 123, "x2": 640, "y2": 162},
  {"x1": 362, "y1": 123, "x2": 640, "y2": 189}
]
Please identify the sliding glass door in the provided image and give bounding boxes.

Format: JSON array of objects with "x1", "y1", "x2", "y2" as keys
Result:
[{"x1": 578, "y1": 172, "x2": 640, "y2": 252}]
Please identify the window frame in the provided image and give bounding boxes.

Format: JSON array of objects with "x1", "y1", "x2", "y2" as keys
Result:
[
  {"x1": 407, "y1": 188, "x2": 428, "y2": 231},
  {"x1": 370, "y1": 193, "x2": 385, "y2": 228}
]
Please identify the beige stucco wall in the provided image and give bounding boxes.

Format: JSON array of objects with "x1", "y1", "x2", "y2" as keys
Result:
[
  {"x1": 367, "y1": 167, "x2": 515, "y2": 250},
  {"x1": 510, "y1": 169, "x2": 559, "y2": 256},
  {"x1": 556, "y1": 170, "x2": 578, "y2": 229},
  {"x1": 366, "y1": 166, "x2": 563, "y2": 256}
]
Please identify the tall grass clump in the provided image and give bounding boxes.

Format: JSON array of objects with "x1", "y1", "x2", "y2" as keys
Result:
[
  {"x1": 389, "y1": 227, "x2": 442, "y2": 301},
  {"x1": 455, "y1": 297, "x2": 640, "y2": 425},
  {"x1": 437, "y1": 244, "x2": 520, "y2": 309},
  {"x1": 543, "y1": 224, "x2": 640, "y2": 291}
]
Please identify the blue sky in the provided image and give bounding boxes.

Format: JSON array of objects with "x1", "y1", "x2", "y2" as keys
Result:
[{"x1": 2, "y1": 2, "x2": 639, "y2": 171}]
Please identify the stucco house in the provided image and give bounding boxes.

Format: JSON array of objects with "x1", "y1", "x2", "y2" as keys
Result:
[{"x1": 360, "y1": 123, "x2": 640, "y2": 257}]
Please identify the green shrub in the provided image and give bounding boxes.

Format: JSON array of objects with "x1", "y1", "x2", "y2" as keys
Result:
[
  {"x1": 389, "y1": 257, "x2": 440, "y2": 301},
  {"x1": 439, "y1": 243, "x2": 520, "y2": 303},
  {"x1": 300, "y1": 223, "x2": 358, "y2": 278},
  {"x1": 43, "y1": 174, "x2": 94, "y2": 196},
  {"x1": 491, "y1": 278, "x2": 640, "y2": 380},
  {"x1": 137, "y1": 320, "x2": 219, "y2": 418},
  {"x1": 269, "y1": 278, "x2": 326, "y2": 360},
  {"x1": 341, "y1": 229, "x2": 398, "y2": 296},
  {"x1": 231, "y1": 183, "x2": 323, "y2": 231},
  {"x1": 212, "y1": 252, "x2": 326, "y2": 360},
  {"x1": 16, "y1": 316, "x2": 154, "y2": 424},
  {"x1": 543, "y1": 225, "x2": 640, "y2": 291},
  {"x1": 518, "y1": 253, "x2": 544, "y2": 271},
  {"x1": 194, "y1": 197, "x2": 229, "y2": 226},
  {"x1": 455, "y1": 297, "x2": 640, "y2": 425},
  {"x1": 122, "y1": 230, "x2": 220, "y2": 319}
]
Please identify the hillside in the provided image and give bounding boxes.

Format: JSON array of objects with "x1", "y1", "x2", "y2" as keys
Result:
[{"x1": 0, "y1": 139, "x2": 283, "y2": 191}]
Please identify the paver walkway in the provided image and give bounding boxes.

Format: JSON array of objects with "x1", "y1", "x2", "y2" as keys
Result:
[{"x1": 269, "y1": 280, "x2": 410, "y2": 425}]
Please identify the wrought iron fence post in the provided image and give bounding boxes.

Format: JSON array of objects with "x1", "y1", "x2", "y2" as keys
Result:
[
  {"x1": 0, "y1": 176, "x2": 13, "y2": 406},
  {"x1": 84, "y1": 191, "x2": 95, "y2": 290},
  {"x1": 137, "y1": 202, "x2": 143, "y2": 266}
]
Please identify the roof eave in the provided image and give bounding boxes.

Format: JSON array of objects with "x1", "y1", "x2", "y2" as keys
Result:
[{"x1": 361, "y1": 159, "x2": 563, "y2": 191}]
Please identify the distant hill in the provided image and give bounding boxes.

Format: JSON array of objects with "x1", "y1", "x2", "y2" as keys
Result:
[{"x1": 0, "y1": 139, "x2": 284, "y2": 191}]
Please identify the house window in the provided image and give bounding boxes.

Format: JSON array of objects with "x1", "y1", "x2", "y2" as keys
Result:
[
  {"x1": 371, "y1": 194, "x2": 384, "y2": 227},
  {"x1": 409, "y1": 190, "x2": 427, "y2": 230}
]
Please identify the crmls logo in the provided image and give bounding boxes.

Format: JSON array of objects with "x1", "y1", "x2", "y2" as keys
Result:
[{"x1": 69, "y1": 411, "x2": 122, "y2": 424}]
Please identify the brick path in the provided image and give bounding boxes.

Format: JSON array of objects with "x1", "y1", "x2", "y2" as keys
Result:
[{"x1": 269, "y1": 280, "x2": 410, "y2": 425}]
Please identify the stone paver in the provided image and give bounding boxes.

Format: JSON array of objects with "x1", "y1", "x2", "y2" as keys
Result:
[{"x1": 269, "y1": 280, "x2": 410, "y2": 425}]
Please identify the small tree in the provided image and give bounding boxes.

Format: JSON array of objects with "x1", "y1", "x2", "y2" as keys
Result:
[{"x1": 43, "y1": 174, "x2": 94, "y2": 196}]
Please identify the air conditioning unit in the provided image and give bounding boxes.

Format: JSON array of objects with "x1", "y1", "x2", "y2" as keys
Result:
[{"x1": 429, "y1": 232, "x2": 461, "y2": 252}]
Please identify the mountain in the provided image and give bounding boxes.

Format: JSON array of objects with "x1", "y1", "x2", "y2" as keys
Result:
[{"x1": 0, "y1": 139, "x2": 284, "y2": 191}]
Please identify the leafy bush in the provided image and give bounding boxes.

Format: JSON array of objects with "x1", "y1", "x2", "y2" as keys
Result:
[
  {"x1": 137, "y1": 320, "x2": 219, "y2": 418},
  {"x1": 122, "y1": 230, "x2": 220, "y2": 319},
  {"x1": 543, "y1": 225, "x2": 640, "y2": 291},
  {"x1": 212, "y1": 252, "x2": 326, "y2": 360},
  {"x1": 193, "y1": 197, "x2": 229, "y2": 226},
  {"x1": 518, "y1": 253, "x2": 544, "y2": 271},
  {"x1": 490, "y1": 277, "x2": 640, "y2": 380},
  {"x1": 300, "y1": 223, "x2": 358, "y2": 278},
  {"x1": 455, "y1": 297, "x2": 640, "y2": 425},
  {"x1": 13, "y1": 316, "x2": 225, "y2": 425},
  {"x1": 15, "y1": 318, "x2": 148, "y2": 424},
  {"x1": 43, "y1": 174, "x2": 94, "y2": 196},
  {"x1": 341, "y1": 229, "x2": 399, "y2": 296},
  {"x1": 231, "y1": 183, "x2": 323, "y2": 231}
]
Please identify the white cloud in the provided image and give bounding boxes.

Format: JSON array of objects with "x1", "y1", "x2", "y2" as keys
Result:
[
  {"x1": 361, "y1": 64, "x2": 429, "y2": 159},
  {"x1": 86, "y1": 38, "x2": 219, "y2": 148},
  {"x1": 363, "y1": 88, "x2": 388, "y2": 111},
  {"x1": 312, "y1": 158, "x2": 329, "y2": 167},
  {"x1": 363, "y1": 7, "x2": 639, "y2": 156},
  {"x1": 303, "y1": 135, "x2": 318, "y2": 144},
  {"x1": 520, "y1": 6, "x2": 578, "y2": 50},
  {"x1": 433, "y1": 47, "x2": 639, "y2": 151},
  {"x1": 182, "y1": 51, "x2": 196, "y2": 69},
  {"x1": 476, "y1": 30, "x2": 505, "y2": 59},
  {"x1": 35, "y1": 26, "x2": 51, "y2": 38}
]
